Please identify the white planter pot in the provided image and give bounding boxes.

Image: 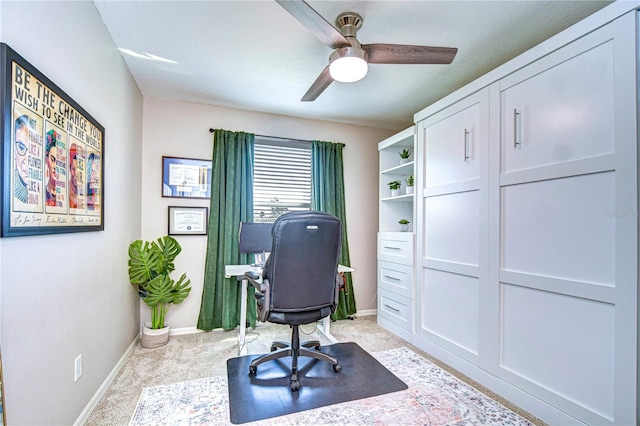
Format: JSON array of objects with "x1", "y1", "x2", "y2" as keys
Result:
[
  {"x1": 390, "y1": 189, "x2": 400, "y2": 197},
  {"x1": 400, "y1": 224, "x2": 409, "y2": 232},
  {"x1": 141, "y1": 322, "x2": 170, "y2": 348},
  {"x1": 400, "y1": 158, "x2": 410, "y2": 164},
  {"x1": 406, "y1": 186, "x2": 414, "y2": 195}
]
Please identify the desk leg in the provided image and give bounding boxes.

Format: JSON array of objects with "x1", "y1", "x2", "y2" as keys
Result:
[
  {"x1": 238, "y1": 278, "x2": 248, "y2": 356},
  {"x1": 319, "y1": 316, "x2": 338, "y2": 344}
]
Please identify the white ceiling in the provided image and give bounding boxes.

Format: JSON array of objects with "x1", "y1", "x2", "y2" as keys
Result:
[{"x1": 94, "y1": 0, "x2": 611, "y2": 131}]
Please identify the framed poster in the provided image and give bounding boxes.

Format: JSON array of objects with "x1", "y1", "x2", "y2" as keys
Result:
[
  {"x1": 168, "y1": 206, "x2": 208, "y2": 236},
  {"x1": 0, "y1": 43, "x2": 104, "y2": 237},
  {"x1": 162, "y1": 156, "x2": 212, "y2": 199}
]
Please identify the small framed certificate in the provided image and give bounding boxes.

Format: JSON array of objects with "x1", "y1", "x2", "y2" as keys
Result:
[{"x1": 168, "y1": 206, "x2": 208, "y2": 236}]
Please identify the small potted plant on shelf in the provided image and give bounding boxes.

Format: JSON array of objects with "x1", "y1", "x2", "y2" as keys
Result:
[
  {"x1": 399, "y1": 218, "x2": 410, "y2": 232},
  {"x1": 388, "y1": 180, "x2": 402, "y2": 197},
  {"x1": 399, "y1": 148, "x2": 412, "y2": 164},
  {"x1": 128, "y1": 235, "x2": 192, "y2": 348},
  {"x1": 405, "y1": 174, "x2": 414, "y2": 194}
]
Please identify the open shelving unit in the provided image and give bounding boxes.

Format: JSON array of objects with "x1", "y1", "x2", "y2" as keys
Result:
[{"x1": 378, "y1": 127, "x2": 415, "y2": 232}]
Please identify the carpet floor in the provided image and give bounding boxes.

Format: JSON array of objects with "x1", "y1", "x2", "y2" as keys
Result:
[
  {"x1": 129, "y1": 346, "x2": 533, "y2": 425},
  {"x1": 86, "y1": 316, "x2": 546, "y2": 425}
]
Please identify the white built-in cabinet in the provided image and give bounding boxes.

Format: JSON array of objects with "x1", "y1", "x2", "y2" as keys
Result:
[
  {"x1": 377, "y1": 127, "x2": 415, "y2": 341},
  {"x1": 378, "y1": 4, "x2": 639, "y2": 425}
]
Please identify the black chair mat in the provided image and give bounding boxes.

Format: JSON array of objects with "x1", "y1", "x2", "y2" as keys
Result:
[{"x1": 226, "y1": 342, "x2": 408, "y2": 424}]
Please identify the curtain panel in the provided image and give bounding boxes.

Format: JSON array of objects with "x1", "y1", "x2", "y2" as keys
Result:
[
  {"x1": 311, "y1": 140, "x2": 357, "y2": 320},
  {"x1": 197, "y1": 129, "x2": 257, "y2": 331}
]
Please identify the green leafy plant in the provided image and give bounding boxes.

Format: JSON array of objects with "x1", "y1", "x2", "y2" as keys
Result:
[
  {"x1": 128, "y1": 236, "x2": 192, "y2": 329},
  {"x1": 406, "y1": 174, "x2": 414, "y2": 187},
  {"x1": 399, "y1": 219, "x2": 410, "y2": 225},
  {"x1": 387, "y1": 180, "x2": 402, "y2": 190},
  {"x1": 399, "y1": 148, "x2": 411, "y2": 159}
]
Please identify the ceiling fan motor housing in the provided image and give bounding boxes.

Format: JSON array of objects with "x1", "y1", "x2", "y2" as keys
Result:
[{"x1": 335, "y1": 12, "x2": 363, "y2": 39}]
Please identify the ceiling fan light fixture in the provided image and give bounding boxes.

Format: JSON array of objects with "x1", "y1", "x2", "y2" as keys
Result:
[{"x1": 329, "y1": 47, "x2": 368, "y2": 83}]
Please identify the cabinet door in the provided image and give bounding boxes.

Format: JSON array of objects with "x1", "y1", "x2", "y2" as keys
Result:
[
  {"x1": 500, "y1": 25, "x2": 615, "y2": 175},
  {"x1": 416, "y1": 87, "x2": 489, "y2": 365},
  {"x1": 424, "y1": 96, "x2": 481, "y2": 189}
]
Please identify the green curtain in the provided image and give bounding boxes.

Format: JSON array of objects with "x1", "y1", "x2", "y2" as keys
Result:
[
  {"x1": 311, "y1": 140, "x2": 356, "y2": 320},
  {"x1": 197, "y1": 129, "x2": 257, "y2": 331}
]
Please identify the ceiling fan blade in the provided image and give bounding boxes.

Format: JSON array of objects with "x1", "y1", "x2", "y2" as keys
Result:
[
  {"x1": 276, "y1": 0, "x2": 350, "y2": 49},
  {"x1": 301, "y1": 65, "x2": 333, "y2": 101},
  {"x1": 363, "y1": 44, "x2": 458, "y2": 64}
]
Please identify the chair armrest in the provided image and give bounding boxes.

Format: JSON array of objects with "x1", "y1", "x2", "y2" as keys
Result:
[{"x1": 244, "y1": 271, "x2": 268, "y2": 293}]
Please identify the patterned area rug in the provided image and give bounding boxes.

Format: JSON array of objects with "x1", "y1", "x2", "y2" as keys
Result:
[{"x1": 129, "y1": 347, "x2": 533, "y2": 425}]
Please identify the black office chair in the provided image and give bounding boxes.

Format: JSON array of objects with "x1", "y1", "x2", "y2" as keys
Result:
[{"x1": 244, "y1": 210, "x2": 343, "y2": 391}]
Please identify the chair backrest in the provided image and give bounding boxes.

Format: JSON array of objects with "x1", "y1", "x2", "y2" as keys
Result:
[{"x1": 263, "y1": 211, "x2": 342, "y2": 313}]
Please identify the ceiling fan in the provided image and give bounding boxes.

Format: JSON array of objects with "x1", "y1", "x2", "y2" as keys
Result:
[{"x1": 276, "y1": 0, "x2": 458, "y2": 101}]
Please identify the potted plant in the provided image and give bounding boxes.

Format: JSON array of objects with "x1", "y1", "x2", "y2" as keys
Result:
[
  {"x1": 388, "y1": 180, "x2": 402, "y2": 197},
  {"x1": 405, "y1": 174, "x2": 414, "y2": 194},
  {"x1": 399, "y1": 148, "x2": 412, "y2": 164},
  {"x1": 398, "y1": 218, "x2": 410, "y2": 232},
  {"x1": 128, "y1": 235, "x2": 192, "y2": 348}
]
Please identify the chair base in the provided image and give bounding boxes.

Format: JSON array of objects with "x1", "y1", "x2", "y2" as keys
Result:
[{"x1": 248, "y1": 324, "x2": 341, "y2": 391}]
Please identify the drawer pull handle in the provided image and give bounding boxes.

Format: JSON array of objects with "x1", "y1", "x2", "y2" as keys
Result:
[
  {"x1": 384, "y1": 275, "x2": 401, "y2": 281},
  {"x1": 384, "y1": 246, "x2": 401, "y2": 250},
  {"x1": 464, "y1": 128, "x2": 470, "y2": 162},
  {"x1": 384, "y1": 304, "x2": 400, "y2": 313},
  {"x1": 513, "y1": 109, "x2": 522, "y2": 149}
]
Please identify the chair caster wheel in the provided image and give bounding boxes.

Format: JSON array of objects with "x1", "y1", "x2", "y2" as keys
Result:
[
  {"x1": 333, "y1": 363, "x2": 342, "y2": 373},
  {"x1": 290, "y1": 378, "x2": 300, "y2": 392},
  {"x1": 249, "y1": 365, "x2": 257, "y2": 375}
]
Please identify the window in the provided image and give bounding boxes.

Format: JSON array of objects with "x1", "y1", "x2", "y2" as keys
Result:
[{"x1": 253, "y1": 138, "x2": 312, "y2": 223}]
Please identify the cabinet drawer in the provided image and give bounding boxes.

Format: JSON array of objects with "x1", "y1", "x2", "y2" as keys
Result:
[
  {"x1": 378, "y1": 289, "x2": 412, "y2": 331},
  {"x1": 378, "y1": 232, "x2": 414, "y2": 266},
  {"x1": 378, "y1": 261, "x2": 413, "y2": 298}
]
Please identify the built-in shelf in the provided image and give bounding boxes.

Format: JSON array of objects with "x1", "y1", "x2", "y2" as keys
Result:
[
  {"x1": 381, "y1": 194, "x2": 413, "y2": 202},
  {"x1": 381, "y1": 161, "x2": 414, "y2": 175}
]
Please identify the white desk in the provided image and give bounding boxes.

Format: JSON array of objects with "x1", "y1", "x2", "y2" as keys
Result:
[{"x1": 225, "y1": 264, "x2": 354, "y2": 355}]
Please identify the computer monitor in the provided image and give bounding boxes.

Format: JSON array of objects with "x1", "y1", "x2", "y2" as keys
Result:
[{"x1": 238, "y1": 222, "x2": 273, "y2": 266}]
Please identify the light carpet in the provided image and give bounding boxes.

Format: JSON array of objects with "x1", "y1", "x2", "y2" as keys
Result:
[{"x1": 130, "y1": 346, "x2": 533, "y2": 425}]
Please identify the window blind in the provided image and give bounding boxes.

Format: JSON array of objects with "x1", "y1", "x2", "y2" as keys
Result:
[{"x1": 253, "y1": 139, "x2": 311, "y2": 223}]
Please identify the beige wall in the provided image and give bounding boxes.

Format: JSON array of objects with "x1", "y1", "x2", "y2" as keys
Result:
[
  {"x1": 142, "y1": 98, "x2": 395, "y2": 329},
  {"x1": 0, "y1": 2, "x2": 143, "y2": 424}
]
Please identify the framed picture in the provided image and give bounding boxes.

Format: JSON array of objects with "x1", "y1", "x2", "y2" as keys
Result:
[
  {"x1": 162, "y1": 156, "x2": 212, "y2": 199},
  {"x1": 168, "y1": 206, "x2": 208, "y2": 236},
  {"x1": 1, "y1": 43, "x2": 105, "y2": 237}
]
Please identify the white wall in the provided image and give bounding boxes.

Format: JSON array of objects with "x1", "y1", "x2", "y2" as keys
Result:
[
  {"x1": 142, "y1": 98, "x2": 395, "y2": 329},
  {"x1": 0, "y1": 2, "x2": 143, "y2": 424}
]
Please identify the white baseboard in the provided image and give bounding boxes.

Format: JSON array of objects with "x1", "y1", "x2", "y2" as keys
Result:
[
  {"x1": 169, "y1": 326, "x2": 207, "y2": 336},
  {"x1": 355, "y1": 309, "x2": 376, "y2": 317},
  {"x1": 74, "y1": 333, "x2": 140, "y2": 426}
]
